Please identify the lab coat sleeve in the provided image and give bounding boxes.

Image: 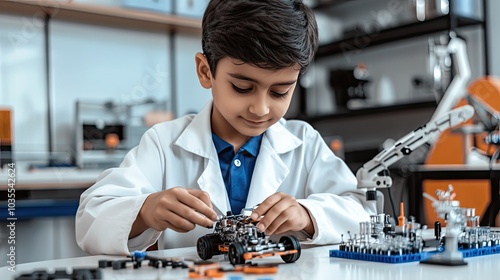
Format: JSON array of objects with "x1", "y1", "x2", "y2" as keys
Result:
[
  {"x1": 76, "y1": 128, "x2": 165, "y2": 255},
  {"x1": 294, "y1": 127, "x2": 377, "y2": 245}
]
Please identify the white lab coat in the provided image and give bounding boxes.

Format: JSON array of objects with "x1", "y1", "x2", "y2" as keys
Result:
[{"x1": 76, "y1": 101, "x2": 376, "y2": 255}]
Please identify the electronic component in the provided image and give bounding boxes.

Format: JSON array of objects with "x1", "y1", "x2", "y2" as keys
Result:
[
  {"x1": 98, "y1": 251, "x2": 188, "y2": 270},
  {"x1": 97, "y1": 250, "x2": 278, "y2": 278},
  {"x1": 330, "y1": 189, "x2": 500, "y2": 264}
]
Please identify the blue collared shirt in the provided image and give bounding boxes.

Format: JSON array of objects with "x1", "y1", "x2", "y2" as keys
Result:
[{"x1": 212, "y1": 133, "x2": 263, "y2": 215}]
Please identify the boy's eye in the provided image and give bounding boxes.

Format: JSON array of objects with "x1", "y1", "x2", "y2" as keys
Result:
[
  {"x1": 232, "y1": 84, "x2": 290, "y2": 98},
  {"x1": 271, "y1": 90, "x2": 289, "y2": 98},
  {"x1": 232, "y1": 84, "x2": 252, "y2": 93}
]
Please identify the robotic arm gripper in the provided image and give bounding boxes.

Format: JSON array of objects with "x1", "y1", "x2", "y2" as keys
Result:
[{"x1": 356, "y1": 104, "x2": 475, "y2": 200}]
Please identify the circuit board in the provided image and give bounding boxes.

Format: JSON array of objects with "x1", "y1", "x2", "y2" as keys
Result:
[
  {"x1": 328, "y1": 204, "x2": 500, "y2": 264},
  {"x1": 330, "y1": 245, "x2": 500, "y2": 264}
]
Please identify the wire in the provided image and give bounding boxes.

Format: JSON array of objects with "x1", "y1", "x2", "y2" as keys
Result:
[
  {"x1": 489, "y1": 126, "x2": 500, "y2": 170},
  {"x1": 387, "y1": 185, "x2": 396, "y2": 218},
  {"x1": 381, "y1": 168, "x2": 397, "y2": 217}
]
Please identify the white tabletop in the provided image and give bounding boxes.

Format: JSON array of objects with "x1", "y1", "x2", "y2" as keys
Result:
[{"x1": 2, "y1": 244, "x2": 499, "y2": 280}]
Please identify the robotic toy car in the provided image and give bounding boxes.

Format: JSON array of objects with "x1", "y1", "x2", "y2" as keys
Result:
[{"x1": 196, "y1": 207, "x2": 301, "y2": 265}]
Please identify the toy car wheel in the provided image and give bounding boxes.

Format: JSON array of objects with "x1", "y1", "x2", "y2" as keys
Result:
[
  {"x1": 279, "y1": 235, "x2": 301, "y2": 263},
  {"x1": 197, "y1": 234, "x2": 221, "y2": 260},
  {"x1": 228, "y1": 242, "x2": 246, "y2": 265}
]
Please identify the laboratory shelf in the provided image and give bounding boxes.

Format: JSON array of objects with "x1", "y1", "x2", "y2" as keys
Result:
[
  {"x1": 301, "y1": 98, "x2": 437, "y2": 121},
  {"x1": 0, "y1": 0, "x2": 201, "y2": 34},
  {"x1": 316, "y1": 15, "x2": 483, "y2": 58}
]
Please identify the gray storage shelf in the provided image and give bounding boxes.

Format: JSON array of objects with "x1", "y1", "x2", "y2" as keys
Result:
[{"x1": 316, "y1": 15, "x2": 483, "y2": 58}]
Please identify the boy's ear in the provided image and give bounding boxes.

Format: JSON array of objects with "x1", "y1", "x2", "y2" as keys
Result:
[{"x1": 195, "y1": 52, "x2": 212, "y2": 89}]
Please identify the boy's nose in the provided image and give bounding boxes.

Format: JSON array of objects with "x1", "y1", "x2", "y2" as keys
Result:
[{"x1": 249, "y1": 95, "x2": 270, "y2": 116}]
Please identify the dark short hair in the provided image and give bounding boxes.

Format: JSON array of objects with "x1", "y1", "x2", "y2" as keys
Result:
[{"x1": 201, "y1": 0, "x2": 318, "y2": 77}]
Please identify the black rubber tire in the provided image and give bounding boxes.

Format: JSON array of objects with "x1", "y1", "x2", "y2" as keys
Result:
[
  {"x1": 228, "y1": 242, "x2": 246, "y2": 265},
  {"x1": 197, "y1": 234, "x2": 222, "y2": 260},
  {"x1": 280, "y1": 235, "x2": 301, "y2": 263}
]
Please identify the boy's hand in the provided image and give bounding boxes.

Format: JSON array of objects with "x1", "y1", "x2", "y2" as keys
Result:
[
  {"x1": 250, "y1": 192, "x2": 314, "y2": 236},
  {"x1": 131, "y1": 187, "x2": 217, "y2": 237}
]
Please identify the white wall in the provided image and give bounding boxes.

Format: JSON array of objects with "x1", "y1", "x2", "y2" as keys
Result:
[
  {"x1": 0, "y1": 18, "x2": 214, "y2": 166},
  {"x1": 0, "y1": 14, "x2": 48, "y2": 164},
  {"x1": 49, "y1": 20, "x2": 171, "y2": 159},
  {"x1": 174, "y1": 34, "x2": 212, "y2": 116}
]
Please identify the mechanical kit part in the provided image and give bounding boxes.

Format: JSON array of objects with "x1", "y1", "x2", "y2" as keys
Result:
[
  {"x1": 15, "y1": 268, "x2": 101, "y2": 280},
  {"x1": 98, "y1": 250, "x2": 188, "y2": 270},
  {"x1": 197, "y1": 207, "x2": 301, "y2": 265},
  {"x1": 331, "y1": 188, "x2": 500, "y2": 264}
]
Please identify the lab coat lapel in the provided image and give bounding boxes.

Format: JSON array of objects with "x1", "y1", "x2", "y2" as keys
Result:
[
  {"x1": 198, "y1": 158, "x2": 230, "y2": 214},
  {"x1": 245, "y1": 120, "x2": 302, "y2": 208},
  {"x1": 174, "y1": 102, "x2": 230, "y2": 214}
]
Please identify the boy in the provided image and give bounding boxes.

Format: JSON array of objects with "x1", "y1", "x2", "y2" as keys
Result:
[{"x1": 76, "y1": 0, "x2": 376, "y2": 255}]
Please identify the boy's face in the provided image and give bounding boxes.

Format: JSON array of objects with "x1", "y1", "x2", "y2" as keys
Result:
[{"x1": 197, "y1": 55, "x2": 300, "y2": 146}]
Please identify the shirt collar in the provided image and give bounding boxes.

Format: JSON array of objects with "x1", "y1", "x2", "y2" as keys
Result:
[
  {"x1": 212, "y1": 133, "x2": 263, "y2": 157},
  {"x1": 175, "y1": 101, "x2": 302, "y2": 157}
]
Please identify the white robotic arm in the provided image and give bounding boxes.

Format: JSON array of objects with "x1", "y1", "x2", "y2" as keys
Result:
[
  {"x1": 429, "y1": 32, "x2": 471, "y2": 122},
  {"x1": 356, "y1": 31, "x2": 472, "y2": 201},
  {"x1": 356, "y1": 104, "x2": 475, "y2": 200}
]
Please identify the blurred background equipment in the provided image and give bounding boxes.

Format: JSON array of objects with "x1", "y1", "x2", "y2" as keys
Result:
[
  {"x1": 329, "y1": 64, "x2": 370, "y2": 110},
  {"x1": 467, "y1": 78, "x2": 500, "y2": 132},
  {"x1": 412, "y1": 0, "x2": 479, "y2": 22},
  {"x1": 422, "y1": 77, "x2": 500, "y2": 228},
  {"x1": 466, "y1": 77, "x2": 500, "y2": 162},
  {"x1": 0, "y1": 108, "x2": 13, "y2": 168},
  {"x1": 74, "y1": 98, "x2": 171, "y2": 169}
]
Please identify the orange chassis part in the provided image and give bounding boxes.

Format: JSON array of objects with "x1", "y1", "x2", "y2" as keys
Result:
[
  {"x1": 217, "y1": 244, "x2": 298, "y2": 261},
  {"x1": 238, "y1": 265, "x2": 278, "y2": 274},
  {"x1": 243, "y1": 249, "x2": 298, "y2": 260},
  {"x1": 218, "y1": 244, "x2": 229, "y2": 253},
  {"x1": 188, "y1": 263, "x2": 224, "y2": 278},
  {"x1": 188, "y1": 262, "x2": 278, "y2": 278}
]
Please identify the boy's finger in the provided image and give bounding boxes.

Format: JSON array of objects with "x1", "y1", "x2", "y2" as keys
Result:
[
  {"x1": 188, "y1": 189, "x2": 213, "y2": 208},
  {"x1": 182, "y1": 189, "x2": 217, "y2": 221},
  {"x1": 255, "y1": 198, "x2": 290, "y2": 232},
  {"x1": 250, "y1": 204, "x2": 267, "y2": 221},
  {"x1": 171, "y1": 203, "x2": 214, "y2": 228},
  {"x1": 250, "y1": 193, "x2": 282, "y2": 221}
]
